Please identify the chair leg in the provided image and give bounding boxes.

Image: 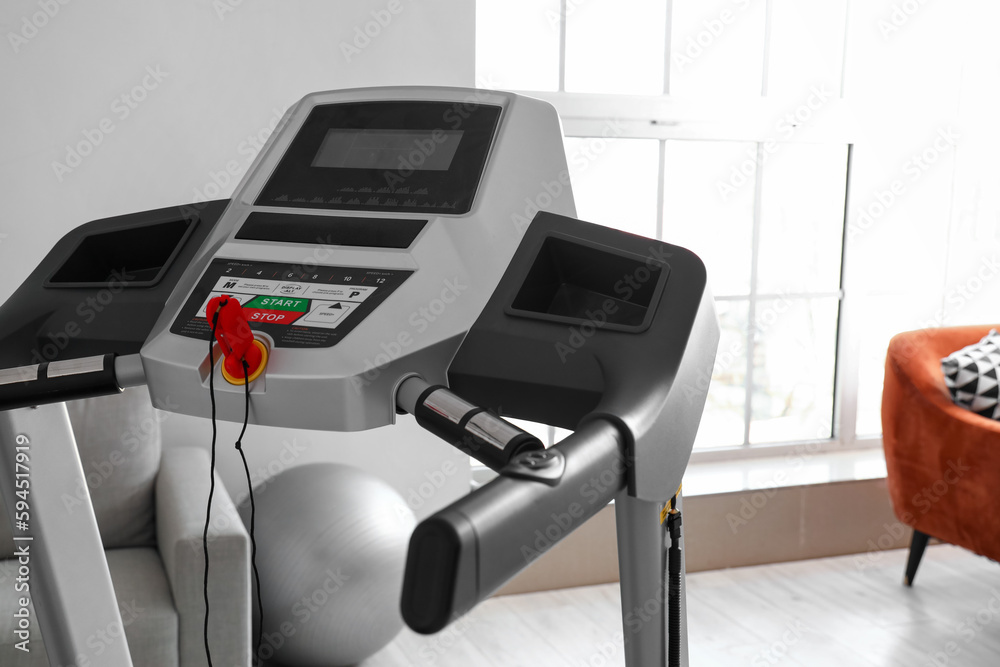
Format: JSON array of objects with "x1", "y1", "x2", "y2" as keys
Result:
[{"x1": 904, "y1": 529, "x2": 931, "y2": 587}]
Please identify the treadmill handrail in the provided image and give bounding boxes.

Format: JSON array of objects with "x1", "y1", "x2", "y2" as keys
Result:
[{"x1": 400, "y1": 417, "x2": 627, "y2": 634}]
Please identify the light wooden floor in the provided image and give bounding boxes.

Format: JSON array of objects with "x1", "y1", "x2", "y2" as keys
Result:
[{"x1": 365, "y1": 545, "x2": 1000, "y2": 666}]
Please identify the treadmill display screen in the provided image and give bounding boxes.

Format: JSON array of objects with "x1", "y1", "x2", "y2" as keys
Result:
[
  {"x1": 311, "y1": 129, "x2": 464, "y2": 171},
  {"x1": 257, "y1": 101, "x2": 501, "y2": 215}
]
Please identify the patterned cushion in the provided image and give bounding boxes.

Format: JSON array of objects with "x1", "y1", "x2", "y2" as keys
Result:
[{"x1": 942, "y1": 329, "x2": 1000, "y2": 418}]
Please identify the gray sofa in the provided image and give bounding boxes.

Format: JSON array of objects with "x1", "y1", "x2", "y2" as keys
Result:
[{"x1": 0, "y1": 387, "x2": 250, "y2": 666}]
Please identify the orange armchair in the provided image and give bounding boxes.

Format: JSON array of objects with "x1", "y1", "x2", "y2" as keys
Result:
[{"x1": 882, "y1": 325, "x2": 1000, "y2": 585}]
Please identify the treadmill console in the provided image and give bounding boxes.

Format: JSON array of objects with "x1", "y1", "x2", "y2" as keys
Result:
[{"x1": 138, "y1": 87, "x2": 576, "y2": 431}]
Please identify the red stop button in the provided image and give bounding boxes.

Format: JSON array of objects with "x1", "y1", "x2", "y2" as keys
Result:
[{"x1": 244, "y1": 308, "x2": 303, "y2": 325}]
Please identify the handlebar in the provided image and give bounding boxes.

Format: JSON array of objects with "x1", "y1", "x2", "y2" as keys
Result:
[{"x1": 400, "y1": 417, "x2": 627, "y2": 633}]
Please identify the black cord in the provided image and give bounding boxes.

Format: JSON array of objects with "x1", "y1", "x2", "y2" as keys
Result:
[
  {"x1": 666, "y1": 497, "x2": 683, "y2": 667},
  {"x1": 235, "y1": 360, "x2": 265, "y2": 666},
  {"x1": 203, "y1": 308, "x2": 223, "y2": 667}
]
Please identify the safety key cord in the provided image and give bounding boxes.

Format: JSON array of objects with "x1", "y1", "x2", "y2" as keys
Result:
[
  {"x1": 203, "y1": 306, "x2": 224, "y2": 667},
  {"x1": 234, "y1": 360, "x2": 264, "y2": 665},
  {"x1": 666, "y1": 493, "x2": 683, "y2": 667}
]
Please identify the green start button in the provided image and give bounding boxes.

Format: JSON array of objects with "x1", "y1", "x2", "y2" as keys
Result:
[{"x1": 246, "y1": 296, "x2": 310, "y2": 311}]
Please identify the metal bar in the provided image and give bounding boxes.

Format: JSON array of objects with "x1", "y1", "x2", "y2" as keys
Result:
[
  {"x1": 743, "y1": 142, "x2": 767, "y2": 447},
  {"x1": 839, "y1": 0, "x2": 852, "y2": 97},
  {"x1": 529, "y1": 93, "x2": 858, "y2": 143},
  {"x1": 615, "y1": 491, "x2": 688, "y2": 667},
  {"x1": 833, "y1": 144, "x2": 857, "y2": 446},
  {"x1": 663, "y1": 0, "x2": 674, "y2": 96},
  {"x1": 0, "y1": 365, "x2": 39, "y2": 387},
  {"x1": 0, "y1": 405, "x2": 133, "y2": 666},
  {"x1": 0, "y1": 354, "x2": 121, "y2": 412},
  {"x1": 558, "y1": 0, "x2": 568, "y2": 92},
  {"x1": 656, "y1": 140, "x2": 667, "y2": 241},
  {"x1": 397, "y1": 376, "x2": 544, "y2": 471},
  {"x1": 713, "y1": 290, "x2": 844, "y2": 302},
  {"x1": 761, "y1": 0, "x2": 774, "y2": 96}
]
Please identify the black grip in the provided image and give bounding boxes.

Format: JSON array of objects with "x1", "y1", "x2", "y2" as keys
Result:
[
  {"x1": 0, "y1": 354, "x2": 121, "y2": 411},
  {"x1": 401, "y1": 418, "x2": 626, "y2": 633}
]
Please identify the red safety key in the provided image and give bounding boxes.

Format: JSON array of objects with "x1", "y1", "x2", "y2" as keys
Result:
[{"x1": 206, "y1": 295, "x2": 268, "y2": 384}]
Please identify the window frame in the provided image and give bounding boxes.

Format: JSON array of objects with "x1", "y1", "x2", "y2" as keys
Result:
[{"x1": 474, "y1": 2, "x2": 873, "y2": 463}]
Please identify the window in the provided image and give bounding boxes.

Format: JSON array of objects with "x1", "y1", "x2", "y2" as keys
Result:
[{"x1": 477, "y1": 0, "x2": 860, "y2": 457}]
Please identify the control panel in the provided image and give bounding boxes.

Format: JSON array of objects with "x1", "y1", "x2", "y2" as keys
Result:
[{"x1": 171, "y1": 259, "x2": 411, "y2": 348}]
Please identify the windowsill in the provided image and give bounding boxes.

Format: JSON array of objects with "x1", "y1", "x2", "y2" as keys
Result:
[
  {"x1": 496, "y1": 442, "x2": 898, "y2": 595},
  {"x1": 683, "y1": 443, "x2": 887, "y2": 497},
  {"x1": 472, "y1": 441, "x2": 889, "y2": 497}
]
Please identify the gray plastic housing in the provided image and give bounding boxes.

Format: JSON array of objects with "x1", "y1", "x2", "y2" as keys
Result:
[
  {"x1": 139, "y1": 87, "x2": 576, "y2": 431},
  {"x1": 448, "y1": 211, "x2": 720, "y2": 502},
  {"x1": 402, "y1": 211, "x2": 720, "y2": 633}
]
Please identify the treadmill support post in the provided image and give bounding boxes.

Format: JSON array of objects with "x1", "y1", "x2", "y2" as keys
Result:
[
  {"x1": 0, "y1": 405, "x2": 133, "y2": 667},
  {"x1": 615, "y1": 491, "x2": 688, "y2": 667}
]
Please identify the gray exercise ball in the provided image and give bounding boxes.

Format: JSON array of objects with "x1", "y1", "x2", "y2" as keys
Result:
[{"x1": 239, "y1": 463, "x2": 416, "y2": 666}]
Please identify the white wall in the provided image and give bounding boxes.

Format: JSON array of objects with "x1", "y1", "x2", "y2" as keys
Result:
[{"x1": 0, "y1": 0, "x2": 476, "y2": 518}]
